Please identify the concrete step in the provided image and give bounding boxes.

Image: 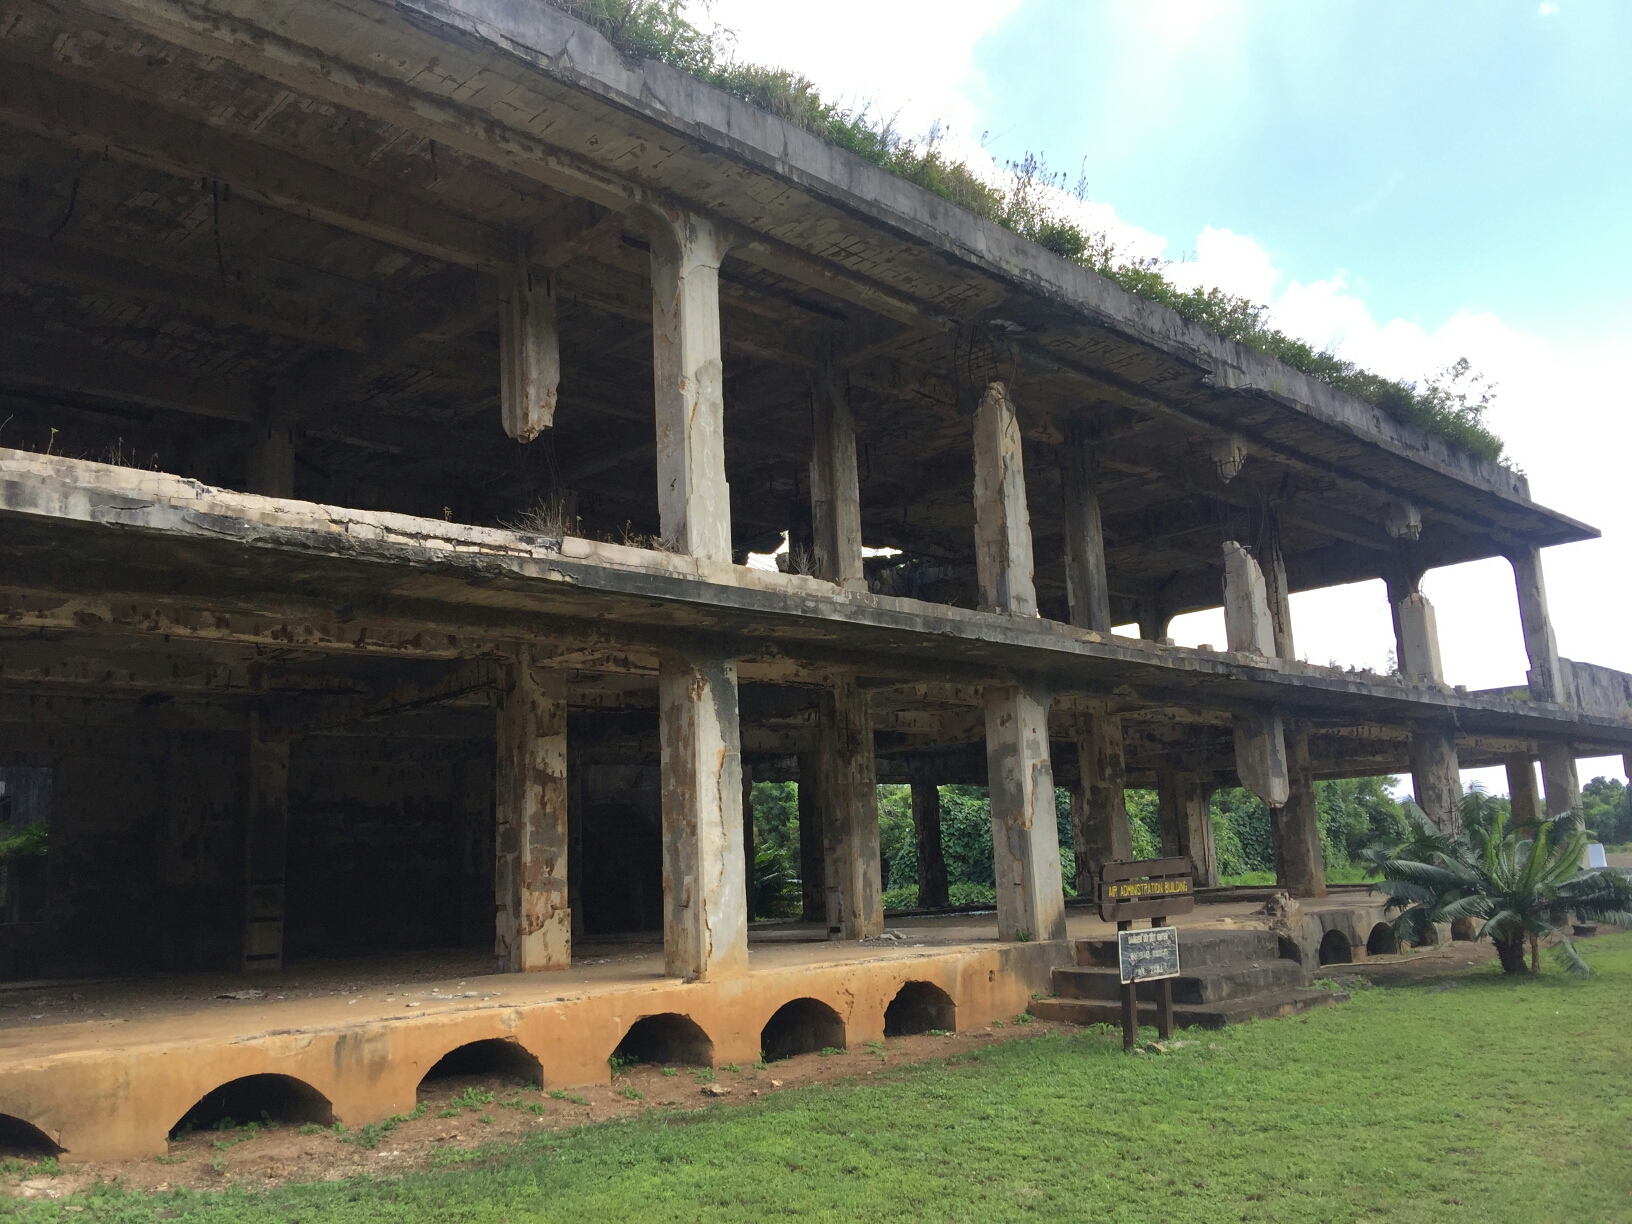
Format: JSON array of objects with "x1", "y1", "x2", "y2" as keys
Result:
[
  {"x1": 1074, "y1": 927, "x2": 1283, "y2": 972},
  {"x1": 1031, "y1": 985, "x2": 1345, "y2": 1031},
  {"x1": 1052, "y1": 957, "x2": 1306, "y2": 1005}
]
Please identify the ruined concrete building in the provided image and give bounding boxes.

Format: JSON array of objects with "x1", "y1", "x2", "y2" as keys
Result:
[{"x1": 1, "y1": 0, "x2": 1628, "y2": 1161}]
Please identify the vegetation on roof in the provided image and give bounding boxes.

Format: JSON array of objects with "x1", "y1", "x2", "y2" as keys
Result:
[{"x1": 549, "y1": 0, "x2": 1505, "y2": 464}]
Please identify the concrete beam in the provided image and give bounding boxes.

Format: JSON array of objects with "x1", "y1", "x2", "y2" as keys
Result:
[
  {"x1": 642, "y1": 207, "x2": 733, "y2": 561},
  {"x1": 809, "y1": 362, "x2": 866, "y2": 592},
  {"x1": 242, "y1": 712, "x2": 289, "y2": 973},
  {"x1": 659, "y1": 646, "x2": 748, "y2": 981},
  {"x1": 1511, "y1": 547, "x2": 1563, "y2": 703},
  {"x1": 494, "y1": 650, "x2": 571, "y2": 971},
  {"x1": 1276, "y1": 727, "x2": 1327, "y2": 898},
  {"x1": 818, "y1": 675, "x2": 883, "y2": 939},
  {"x1": 985, "y1": 683, "x2": 1066, "y2": 942},
  {"x1": 972, "y1": 382, "x2": 1038, "y2": 617},
  {"x1": 1070, "y1": 703, "x2": 1130, "y2": 896},
  {"x1": 1061, "y1": 426, "x2": 1112, "y2": 634}
]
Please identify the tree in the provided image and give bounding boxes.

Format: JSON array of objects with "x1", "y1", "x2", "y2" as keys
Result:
[{"x1": 1375, "y1": 808, "x2": 1632, "y2": 974}]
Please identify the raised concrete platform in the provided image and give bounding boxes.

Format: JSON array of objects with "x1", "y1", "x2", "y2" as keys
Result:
[{"x1": 0, "y1": 897, "x2": 1403, "y2": 1162}]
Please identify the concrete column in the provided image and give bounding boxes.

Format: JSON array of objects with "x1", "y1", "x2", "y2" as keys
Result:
[
  {"x1": 1233, "y1": 709, "x2": 1291, "y2": 809},
  {"x1": 1410, "y1": 727, "x2": 1462, "y2": 835},
  {"x1": 658, "y1": 645, "x2": 748, "y2": 981},
  {"x1": 1222, "y1": 541, "x2": 1277, "y2": 657},
  {"x1": 1396, "y1": 593, "x2": 1445, "y2": 685},
  {"x1": 1510, "y1": 546, "x2": 1563, "y2": 703},
  {"x1": 985, "y1": 683, "x2": 1066, "y2": 942},
  {"x1": 1539, "y1": 742, "x2": 1580, "y2": 816},
  {"x1": 1156, "y1": 772, "x2": 1218, "y2": 888},
  {"x1": 796, "y1": 751, "x2": 825, "y2": 923},
  {"x1": 1504, "y1": 753, "x2": 1541, "y2": 827},
  {"x1": 246, "y1": 426, "x2": 295, "y2": 498},
  {"x1": 1061, "y1": 424, "x2": 1112, "y2": 633},
  {"x1": 567, "y1": 756, "x2": 585, "y2": 943},
  {"x1": 972, "y1": 382, "x2": 1037, "y2": 617},
  {"x1": 494, "y1": 651, "x2": 571, "y2": 972},
  {"x1": 818, "y1": 676, "x2": 883, "y2": 939},
  {"x1": 1276, "y1": 728, "x2": 1327, "y2": 898},
  {"x1": 1071, "y1": 703, "x2": 1131, "y2": 896},
  {"x1": 242, "y1": 712, "x2": 289, "y2": 972},
  {"x1": 645, "y1": 208, "x2": 732, "y2": 560},
  {"x1": 742, "y1": 768, "x2": 756, "y2": 922},
  {"x1": 499, "y1": 262, "x2": 559, "y2": 442},
  {"x1": 911, "y1": 780, "x2": 950, "y2": 909},
  {"x1": 810, "y1": 363, "x2": 867, "y2": 592},
  {"x1": 1261, "y1": 515, "x2": 1296, "y2": 662}
]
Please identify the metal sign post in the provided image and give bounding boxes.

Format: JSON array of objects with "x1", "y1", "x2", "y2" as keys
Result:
[{"x1": 1099, "y1": 859, "x2": 1194, "y2": 1051}]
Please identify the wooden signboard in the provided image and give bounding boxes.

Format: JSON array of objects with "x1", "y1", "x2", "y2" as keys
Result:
[
  {"x1": 1097, "y1": 857, "x2": 1196, "y2": 923},
  {"x1": 1099, "y1": 859, "x2": 1194, "y2": 1050}
]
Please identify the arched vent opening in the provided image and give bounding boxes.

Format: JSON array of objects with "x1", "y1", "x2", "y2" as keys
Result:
[
  {"x1": 0, "y1": 1114, "x2": 63, "y2": 1158},
  {"x1": 762, "y1": 998, "x2": 845, "y2": 1062},
  {"x1": 170, "y1": 1075, "x2": 332, "y2": 1138},
  {"x1": 1366, "y1": 922, "x2": 1398, "y2": 957},
  {"x1": 1318, "y1": 929, "x2": 1354, "y2": 966},
  {"x1": 611, "y1": 1013, "x2": 713, "y2": 1068},
  {"x1": 884, "y1": 981, "x2": 955, "y2": 1036},
  {"x1": 419, "y1": 1038, "x2": 542, "y2": 1090}
]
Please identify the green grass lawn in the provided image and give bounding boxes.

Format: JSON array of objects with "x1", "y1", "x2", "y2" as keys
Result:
[
  {"x1": 1217, "y1": 866, "x2": 1380, "y2": 887},
  {"x1": 14, "y1": 933, "x2": 1632, "y2": 1222}
]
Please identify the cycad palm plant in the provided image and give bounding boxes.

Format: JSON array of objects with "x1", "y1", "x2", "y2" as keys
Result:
[{"x1": 1374, "y1": 807, "x2": 1632, "y2": 974}]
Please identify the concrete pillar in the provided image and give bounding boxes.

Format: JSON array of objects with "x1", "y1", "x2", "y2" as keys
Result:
[
  {"x1": 1261, "y1": 515, "x2": 1296, "y2": 662},
  {"x1": 242, "y1": 712, "x2": 289, "y2": 972},
  {"x1": 985, "y1": 683, "x2": 1066, "y2": 942},
  {"x1": 1504, "y1": 753, "x2": 1541, "y2": 827},
  {"x1": 972, "y1": 382, "x2": 1037, "y2": 617},
  {"x1": 818, "y1": 676, "x2": 883, "y2": 939},
  {"x1": 245, "y1": 426, "x2": 295, "y2": 498},
  {"x1": 1510, "y1": 546, "x2": 1563, "y2": 703},
  {"x1": 1233, "y1": 709, "x2": 1291, "y2": 809},
  {"x1": 1395, "y1": 592, "x2": 1445, "y2": 685},
  {"x1": 1071, "y1": 703, "x2": 1131, "y2": 896},
  {"x1": 567, "y1": 757, "x2": 586, "y2": 943},
  {"x1": 1539, "y1": 742, "x2": 1580, "y2": 816},
  {"x1": 498, "y1": 262, "x2": 559, "y2": 442},
  {"x1": 1159, "y1": 772, "x2": 1219, "y2": 888},
  {"x1": 1277, "y1": 728, "x2": 1327, "y2": 898},
  {"x1": 1223, "y1": 541, "x2": 1277, "y2": 658},
  {"x1": 742, "y1": 768, "x2": 756, "y2": 922},
  {"x1": 645, "y1": 207, "x2": 732, "y2": 561},
  {"x1": 810, "y1": 362, "x2": 867, "y2": 592},
  {"x1": 1061, "y1": 424, "x2": 1112, "y2": 633},
  {"x1": 911, "y1": 780, "x2": 950, "y2": 909},
  {"x1": 1410, "y1": 727, "x2": 1462, "y2": 835},
  {"x1": 796, "y1": 751, "x2": 825, "y2": 923},
  {"x1": 658, "y1": 645, "x2": 748, "y2": 981},
  {"x1": 494, "y1": 650, "x2": 571, "y2": 972}
]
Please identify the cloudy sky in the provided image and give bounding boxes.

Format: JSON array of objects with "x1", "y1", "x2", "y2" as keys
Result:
[{"x1": 702, "y1": 0, "x2": 1632, "y2": 794}]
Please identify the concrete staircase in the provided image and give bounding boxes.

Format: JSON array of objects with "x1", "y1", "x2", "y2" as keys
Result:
[{"x1": 1030, "y1": 928, "x2": 1344, "y2": 1030}]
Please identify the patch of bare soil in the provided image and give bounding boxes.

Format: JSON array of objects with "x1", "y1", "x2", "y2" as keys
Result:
[{"x1": 2, "y1": 1018, "x2": 1074, "y2": 1199}]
